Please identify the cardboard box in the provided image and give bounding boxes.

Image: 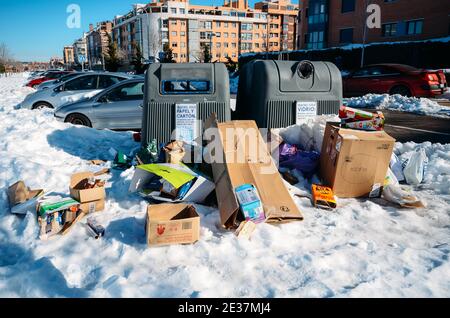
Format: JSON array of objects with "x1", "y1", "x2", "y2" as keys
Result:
[
  {"x1": 205, "y1": 115, "x2": 303, "y2": 229},
  {"x1": 145, "y1": 204, "x2": 200, "y2": 247},
  {"x1": 129, "y1": 163, "x2": 215, "y2": 204},
  {"x1": 7, "y1": 181, "x2": 44, "y2": 214},
  {"x1": 164, "y1": 141, "x2": 186, "y2": 164},
  {"x1": 320, "y1": 123, "x2": 395, "y2": 198},
  {"x1": 69, "y1": 172, "x2": 106, "y2": 213}
]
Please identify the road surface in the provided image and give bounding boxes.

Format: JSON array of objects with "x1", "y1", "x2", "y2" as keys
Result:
[{"x1": 362, "y1": 109, "x2": 450, "y2": 144}]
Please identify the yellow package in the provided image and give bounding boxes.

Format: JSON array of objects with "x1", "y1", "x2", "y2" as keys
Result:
[{"x1": 312, "y1": 184, "x2": 337, "y2": 210}]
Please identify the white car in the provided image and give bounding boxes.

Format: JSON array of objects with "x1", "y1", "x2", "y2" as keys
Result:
[{"x1": 19, "y1": 73, "x2": 133, "y2": 110}]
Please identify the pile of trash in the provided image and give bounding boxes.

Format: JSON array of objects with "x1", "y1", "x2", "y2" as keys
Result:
[{"x1": 6, "y1": 107, "x2": 427, "y2": 247}]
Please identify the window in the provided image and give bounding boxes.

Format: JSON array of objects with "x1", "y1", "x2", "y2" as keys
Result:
[
  {"x1": 232, "y1": 43, "x2": 237, "y2": 48},
  {"x1": 162, "y1": 19, "x2": 168, "y2": 28},
  {"x1": 224, "y1": 22, "x2": 229, "y2": 28},
  {"x1": 216, "y1": 43, "x2": 221, "y2": 48},
  {"x1": 205, "y1": 21, "x2": 212, "y2": 29},
  {"x1": 181, "y1": 31, "x2": 186, "y2": 36},
  {"x1": 382, "y1": 23, "x2": 397, "y2": 37},
  {"x1": 171, "y1": 20, "x2": 177, "y2": 26},
  {"x1": 216, "y1": 21, "x2": 221, "y2": 28},
  {"x1": 181, "y1": 21, "x2": 186, "y2": 26},
  {"x1": 407, "y1": 20, "x2": 423, "y2": 35},
  {"x1": 98, "y1": 76, "x2": 122, "y2": 89},
  {"x1": 242, "y1": 33, "x2": 253, "y2": 41},
  {"x1": 171, "y1": 31, "x2": 177, "y2": 36},
  {"x1": 241, "y1": 23, "x2": 253, "y2": 31},
  {"x1": 255, "y1": 43, "x2": 260, "y2": 48},
  {"x1": 200, "y1": 32, "x2": 207, "y2": 40},
  {"x1": 180, "y1": 8, "x2": 186, "y2": 14},
  {"x1": 162, "y1": 80, "x2": 211, "y2": 94},
  {"x1": 224, "y1": 32, "x2": 229, "y2": 38},
  {"x1": 341, "y1": 0, "x2": 355, "y2": 13},
  {"x1": 172, "y1": 42, "x2": 178, "y2": 47},
  {"x1": 340, "y1": 28, "x2": 353, "y2": 43},
  {"x1": 173, "y1": 53, "x2": 178, "y2": 58},
  {"x1": 171, "y1": 8, "x2": 177, "y2": 14},
  {"x1": 231, "y1": 33, "x2": 236, "y2": 38},
  {"x1": 105, "y1": 82, "x2": 144, "y2": 102},
  {"x1": 181, "y1": 42, "x2": 186, "y2": 48},
  {"x1": 224, "y1": 42, "x2": 228, "y2": 48},
  {"x1": 65, "y1": 75, "x2": 97, "y2": 91},
  {"x1": 216, "y1": 32, "x2": 221, "y2": 37},
  {"x1": 232, "y1": 22, "x2": 237, "y2": 28}
]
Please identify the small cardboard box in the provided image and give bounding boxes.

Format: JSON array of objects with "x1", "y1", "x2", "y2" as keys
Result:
[
  {"x1": 205, "y1": 115, "x2": 303, "y2": 229},
  {"x1": 69, "y1": 172, "x2": 106, "y2": 211},
  {"x1": 79, "y1": 198, "x2": 105, "y2": 214},
  {"x1": 320, "y1": 123, "x2": 395, "y2": 198},
  {"x1": 145, "y1": 204, "x2": 200, "y2": 247}
]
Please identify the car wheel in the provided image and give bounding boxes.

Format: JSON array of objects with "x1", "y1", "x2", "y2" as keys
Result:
[
  {"x1": 32, "y1": 102, "x2": 53, "y2": 110},
  {"x1": 390, "y1": 85, "x2": 412, "y2": 97},
  {"x1": 65, "y1": 114, "x2": 92, "y2": 127}
]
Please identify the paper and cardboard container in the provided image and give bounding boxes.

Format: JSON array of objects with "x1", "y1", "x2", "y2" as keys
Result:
[
  {"x1": 69, "y1": 172, "x2": 106, "y2": 213},
  {"x1": 320, "y1": 122, "x2": 395, "y2": 198},
  {"x1": 205, "y1": 115, "x2": 303, "y2": 229},
  {"x1": 145, "y1": 204, "x2": 200, "y2": 247}
]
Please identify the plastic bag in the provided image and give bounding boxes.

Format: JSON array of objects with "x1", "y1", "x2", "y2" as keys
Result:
[
  {"x1": 382, "y1": 184, "x2": 424, "y2": 208},
  {"x1": 403, "y1": 148, "x2": 428, "y2": 185},
  {"x1": 390, "y1": 153, "x2": 405, "y2": 183}
]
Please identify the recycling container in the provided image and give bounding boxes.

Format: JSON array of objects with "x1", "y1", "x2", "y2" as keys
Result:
[
  {"x1": 142, "y1": 63, "x2": 231, "y2": 145},
  {"x1": 234, "y1": 60, "x2": 342, "y2": 128}
]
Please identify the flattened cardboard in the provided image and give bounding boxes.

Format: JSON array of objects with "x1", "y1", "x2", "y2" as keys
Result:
[
  {"x1": 205, "y1": 114, "x2": 303, "y2": 229},
  {"x1": 70, "y1": 172, "x2": 106, "y2": 203},
  {"x1": 8, "y1": 181, "x2": 44, "y2": 214},
  {"x1": 320, "y1": 122, "x2": 395, "y2": 198},
  {"x1": 145, "y1": 204, "x2": 200, "y2": 247}
]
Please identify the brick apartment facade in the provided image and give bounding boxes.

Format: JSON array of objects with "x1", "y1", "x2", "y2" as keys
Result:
[
  {"x1": 297, "y1": 0, "x2": 450, "y2": 50},
  {"x1": 86, "y1": 21, "x2": 113, "y2": 68},
  {"x1": 112, "y1": 0, "x2": 299, "y2": 64},
  {"x1": 63, "y1": 46, "x2": 75, "y2": 65}
]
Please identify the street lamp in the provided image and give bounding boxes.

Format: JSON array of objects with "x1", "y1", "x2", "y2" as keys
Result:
[{"x1": 208, "y1": 32, "x2": 216, "y2": 62}]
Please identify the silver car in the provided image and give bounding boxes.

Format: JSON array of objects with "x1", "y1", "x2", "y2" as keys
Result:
[
  {"x1": 54, "y1": 78, "x2": 144, "y2": 130},
  {"x1": 19, "y1": 72, "x2": 133, "y2": 110},
  {"x1": 36, "y1": 72, "x2": 82, "y2": 90}
]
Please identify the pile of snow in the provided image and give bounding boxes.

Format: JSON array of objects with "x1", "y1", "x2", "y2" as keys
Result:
[
  {"x1": 1, "y1": 74, "x2": 449, "y2": 298},
  {"x1": 345, "y1": 94, "x2": 450, "y2": 117}
]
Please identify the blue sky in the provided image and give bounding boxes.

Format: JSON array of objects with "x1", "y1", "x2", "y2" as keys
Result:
[{"x1": 0, "y1": 0, "x2": 299, "y2": 62}]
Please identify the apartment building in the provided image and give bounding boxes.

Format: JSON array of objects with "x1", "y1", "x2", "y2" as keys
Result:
[
  {"x1": 63, "y1": 46, "x2": 75, "y2": 65},
  {"x1": 112, "y1": 0, "x2": 299, "y2": 63},
  {"x1": 297, "y1": 0, "x2": 450, "y2": 50},
  {"x1": 86, "y1": 21, "x2": 113, "y2": 68},
  {"x1": 73, "y1": 34, "x2": 88, "y2": 65}
]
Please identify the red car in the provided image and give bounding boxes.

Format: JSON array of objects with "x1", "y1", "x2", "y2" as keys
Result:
[
  {"x1": 343, "y1": 64, "x2": 447, "y2": 98},
  {"x1": 26, "y1": 71, "x2": 72, "y2": 89}
]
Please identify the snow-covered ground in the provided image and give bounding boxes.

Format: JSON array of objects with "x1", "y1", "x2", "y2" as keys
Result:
[
  {"x1": 345, "y1": 94, "x2": 450, "y2": 117},
  {"x1": 1, "y1": 74, "x2": 449, "y2": 298}
]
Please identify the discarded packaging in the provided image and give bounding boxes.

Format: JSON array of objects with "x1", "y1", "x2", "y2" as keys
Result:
[
  {"x1": 382, "y1": 184, "x2": 425, "y2": 208},
  {"x1": 339, "y1": 106, "x2": 385, "y2": 131},
  {"x1": 235, "y1": 184, "x2": 265, "y2": 224},
  {"x1": 7, "y1": 181, "x2": 44, "y2": 215},
  {"x1": 279, "y1": 144, "x2": 320, "y2": 178},
  {"x1": 235, "y1": 220, "x2": 257, "y2": 240},
  {"x1": 390, "y1": 153, "x2": 405, "y2": 183},
  {"x1": 86, "y1": 218, "x2": 105, "y2": 239},
  {"x1": 320, "y1": 122, "x2": 395, "y2": 198},
  {"x1": 136, "y1": 140, "x2": 159, "y2": 165},
  {"x1": 311, "y1": 184, "x2": 337, "y2": 210},
  {"x1": 205, "y1": 114, "x2": 303, "y2": 229},
  {"x1": 70, "y1": 172, "x2": 106, "y2": 214},
  {"x1": 163, "y1": 141, "x2": 186, "y2": 165},
  {"x1": 37, "y1": 196, "x2": 81, "y2": 240},
  {"x1": 403, "y1": 148, "x2": 428, "y2": 185},
  {"x1": 281, "y1": 171, "x2": 299, "y2": 185},
  {"x1": 129, "y1": 163, "x2": 214, "y2": 203},
  {"x1": 145, "y1": 204, "x2": 200, "y2": 247}
]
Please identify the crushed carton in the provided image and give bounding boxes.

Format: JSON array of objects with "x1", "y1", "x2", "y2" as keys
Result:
[
  {"x1": 235, "y1": 220, "x2": 257, "y2": 240},
  {"x1": 37, "y1": 196, "x2": 81, "y2": 240},
  {"x1": 339, "y1": 106, "x2": 385, "y2": 131},
  {"x1": 7, "y1": 181, "x2": 44, "y2": 215},
  {"x1": 235, "y1": 184, "x2": 265, "y2": 224},
  {"x1": 311, "y1": 184, "x2": 337, "y2": 210},
  {"x1": 320, "y1": 122, "x2": 395, "y2": 198},
  {"x1": 145, "y1": 204, "x2": 200, "y2": 247},
  {"x1": 129, "y1": 163, "x2": 214, "y2": 203},
  {"x1": 163, "y1": 141, "x2": 186, "y2": 164},
  {"x1": 69, "y1": 172, "x2": 106, "y2": 214},
  {"x1": 205, "y1": 114, "x2": 303, "y2": 229}
]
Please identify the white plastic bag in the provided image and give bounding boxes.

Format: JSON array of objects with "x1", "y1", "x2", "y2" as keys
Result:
[
  {"x1": 382, "y1": 184, "x2": 424, "y2": 208},
  {"x1": 403, "y1": 148, "x2": 428, "y2": 185},
  {"x1": 390, "y1": 153, "x2": 405, "y2": 182}
]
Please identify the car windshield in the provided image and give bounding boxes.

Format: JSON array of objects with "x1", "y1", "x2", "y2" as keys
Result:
[{"x1": 54, "y1": 73, "x2": 80, "y2": 84}]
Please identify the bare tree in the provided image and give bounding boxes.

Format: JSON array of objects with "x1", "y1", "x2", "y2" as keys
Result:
[
  {"x1": 0, "y1": 42, "x2": 12, "y2": 64},
  {"x1": 148, "y1": 30, "x2": 162, "y2": 60}
]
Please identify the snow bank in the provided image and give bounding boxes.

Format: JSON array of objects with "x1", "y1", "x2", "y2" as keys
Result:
[
  {"x1": 1, "y1": 74, "x2": 449, "y2": 298},
  {"x1": 345, "y1": 94, "x2": 450, "y2": 117}
]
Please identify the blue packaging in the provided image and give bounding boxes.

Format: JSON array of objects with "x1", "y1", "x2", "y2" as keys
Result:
[{"x1": 235, "y1": 184, "x2": 265, "y2": 224}]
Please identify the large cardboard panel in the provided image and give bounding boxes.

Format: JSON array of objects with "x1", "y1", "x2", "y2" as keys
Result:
[
  {"x1": 320, "y1": 123, "x2": 395, "y2": 198},
  {"x1": 205, "y1": 115, "x2": 303, "y2": 228},
  {"x1": 146, "y1": 204, "x2": 200, "y2": 247}
]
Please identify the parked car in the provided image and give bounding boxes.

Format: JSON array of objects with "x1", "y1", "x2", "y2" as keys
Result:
[
  {"x1": 26, "y1": 71, "x2": 73, "y2": 88},
  {"x1": 54, "y1": 78, "x2": 145, "y2": 130},
  {"x1": 343, "y1": 64, "x2": 447, "y2": 98},
  {"x1": 19, "y1": 73, "x2": 134, "y2": 110},
  {"x1": 36, "y1": 72, "x2": 82, "y2": 90}
]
